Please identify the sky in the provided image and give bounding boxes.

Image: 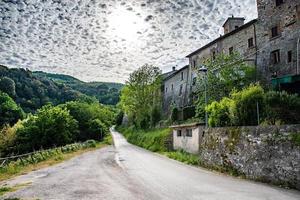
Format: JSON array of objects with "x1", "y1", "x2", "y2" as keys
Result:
[{"x1": 0, "y1": 0, "x2": 257, "y2": 83}]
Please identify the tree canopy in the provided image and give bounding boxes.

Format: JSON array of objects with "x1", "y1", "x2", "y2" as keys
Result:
[{"x1": 120, "y1": 64, "x2": 162, "y2": 128}]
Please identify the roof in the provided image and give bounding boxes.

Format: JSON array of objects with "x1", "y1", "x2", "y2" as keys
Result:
[
  {"x1": 162, "y1": 70, "x2": 177, "y2": 80},
  {"x1": 222, "y1": 17, "x2": 245, "y2": 27},
  {"x1": 163, "y1": 65, "x2": 189, "y2": 81},
  {"x1": 169, "y1": 122, "x2": 205, "y2": 129},
  {"x1": 186, "y1": 19, "x2": 258, "y2": 58}
]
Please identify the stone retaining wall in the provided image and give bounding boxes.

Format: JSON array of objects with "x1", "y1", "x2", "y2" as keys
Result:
[{"x1": 200, "y1": 125, "x2": 300, "y2": 190}]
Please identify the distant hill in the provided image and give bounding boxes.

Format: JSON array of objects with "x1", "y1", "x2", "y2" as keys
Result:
[
  {"x1": 0, "y1": 65, "x2": 86, "y2": 113},
  {"x1": 33, "y1": 71, "x2": 123, "y2": 105}
]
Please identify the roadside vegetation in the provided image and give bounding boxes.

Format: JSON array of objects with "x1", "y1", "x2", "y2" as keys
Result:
[
  {"x1": 116, "y1": 126, "x2": 200, "y2": 165},
  {"x1": 0, "y1": 139, "x2": 109, "y2": 182}
]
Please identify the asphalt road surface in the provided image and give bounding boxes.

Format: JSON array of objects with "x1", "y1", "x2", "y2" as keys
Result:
[{"x1": 2, "y1": 128, "x2": 300, "y2": 200}]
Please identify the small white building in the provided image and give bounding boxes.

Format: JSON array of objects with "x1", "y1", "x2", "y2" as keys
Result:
[{"x1": 170, "y1": 123, "x2": 205, "y2": 154}]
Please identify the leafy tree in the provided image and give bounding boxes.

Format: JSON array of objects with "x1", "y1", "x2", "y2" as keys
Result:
[
  {"x1": 0, "y1": 76, "x2": 16, "y2": 97},
  {"x1": 62, "y1": 101, "x2": 114, "y2": 141},
  {"x1": 120, "y1": 64, "x2": 162, "y2": 128},
  {"x1": 87, "y1": 119, "x2": 108, "y2": 141},
  {"x1": 0, "y1": 92, "x2": 24, "y2": 126},
  {"x1": 115, "y1": 110, "x2": 124, "y2": 126},
  {"x1": 195, "y1": 53, "x2": 256, "y2": 120},
  {"x1": 16, "y1": 105, "x2": 78, "y2": 153}
]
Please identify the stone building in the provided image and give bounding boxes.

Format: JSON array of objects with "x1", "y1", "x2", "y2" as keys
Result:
[
  {"x1": 256, "y1": 0, "x2": 300, "y2": 92},
  {"x1": 162, "y1": 0, "x2": 300, "y2": 114},
  {"x1": 162, "y1": 65, "x2": 193, "y2": 114}
]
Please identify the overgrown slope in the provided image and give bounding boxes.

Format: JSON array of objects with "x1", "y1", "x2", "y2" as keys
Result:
[
  {"x1": 0, "y1": 65, "x2": 85, "y2": 113},
  {"x1": 34, "y1": 71, "x2": 123, "y2": 105}
]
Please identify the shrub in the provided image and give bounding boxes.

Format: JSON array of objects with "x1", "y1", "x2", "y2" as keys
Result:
[
  {"x1": 231, "y1": 84, "x2": 264, "y2": 126},
  {"x1": 15, "y1": 105, "x2": 78, "y2": 153},
  {"x1": 117, "y1": 126, "x2": 171, "y2": 152},
  {"x1": 206, "y1": 97, "x2": 235, "y2": 127},
  {"x1": 87, "y1": 119, "x2": 108, "y2": 141},
  {"x1": 164, "y1": 150, "x2": 200, "y2": 165},
  {"x1": 0, "y1": 121, "x2": 22, "y2": 156},
  {"x1": 264, "y1": 91, "x2": 300, "y2": 125}
]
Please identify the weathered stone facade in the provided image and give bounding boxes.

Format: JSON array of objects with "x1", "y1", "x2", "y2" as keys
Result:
[
  {"x1": 162, "y1": 0, "x2": 300, "y2": 112},
  {"x1": 171, "y1": 124, "x2": 300, "y2": 189},
  {"x1": 162, "y1": 65, "x2": 195, "y2": 114},
  {"x1": 256, "y1": 0, "x2": 300, "y2": 80},
  {"x1": 200, "y1": 125, "x2": 300, "y2": 189}
]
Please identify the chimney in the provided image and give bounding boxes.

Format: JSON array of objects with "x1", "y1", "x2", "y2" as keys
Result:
[{"x1": 172, "y1": 66, "x2": 176, "y2": 71}]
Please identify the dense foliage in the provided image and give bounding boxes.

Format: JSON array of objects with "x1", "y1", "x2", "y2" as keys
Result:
[
  {"x1": 206, "y1": 84, "x2": 300, "y2": 127},
  {"x1": 120, "y1": 64, "x2": 162, "y2": 129},
  {"x1": 62, "y1": 101, "x2": 114, "y2": 141},
  {"x1": 0, "y1": 100, "x2": 115, "y2": 155},
  {"x1": 195, "y1": 53, "x2": 256, "y2": 120},
  {"x1": 117, "y1": 126, "x2": 171, "y2": 152},
  {"x1": 0, "y1": 65, "x2": 85, "y2": 113},
  {"x1": 15, "y1": 105, "x2": 79, "y2": 153},
  {"x1": 0, "y1": 92, "x2": 24, "y2": 127},
  {"x1": 34, "y1": 71, "x2": 123, "y2": 105}
]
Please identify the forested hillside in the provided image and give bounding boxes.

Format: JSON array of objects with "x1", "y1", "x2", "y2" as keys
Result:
[
  {"x1": 34, "y1": 71, "x2": 123, "y2": 105},
  {"x1": 0, "y1": 65, "x2": 86, "y2": 113}
]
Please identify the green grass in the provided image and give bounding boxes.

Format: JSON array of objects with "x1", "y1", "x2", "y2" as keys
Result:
[
  {"x1": 116, "y1": 126, "x2": 171, "y2": 152},
  {"x1": 291, "y1": 132, "x2": 300, "y2": 146},
  {"x1": 117, "y1": 126, "x2": 200, "y2": 165},
  {"x1": 0, "y1": 140, "x2": 106, "y2": 181},
  {"x1": 163, "y1": 150, "x2": 200, "y2": 165}
]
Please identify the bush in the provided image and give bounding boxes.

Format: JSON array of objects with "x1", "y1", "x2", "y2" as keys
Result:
[
  {"x1": 0, "y1": 121, "x2": 22, "y2": 156},
  {"x1": 62, "y1": 101, "x2": 114, "y2": 141},
  {"x1": 206, "y1": 97, "x2": 235, "y2": 127},
  {"x1": 164, "y1": 150, "x2": 200, "y2": 165},
  {"x1": 115, "y1": 110, "x2": 124, "y2": 126},
  {"x1": 117, "y1": 126, "x2": 171, "y2": 152},
  {"x1": 264, "y1": 91, "x2": 300, "y2": 125},
  {"x1": 87, "y1": 119, "x2": 108, "y2": 141},
  {"x1": 231, "y1": 84, "x2": 264, "y2": 126},
  {"x1": 15, "y1": 105, "x2": 78, "y2": 153}
]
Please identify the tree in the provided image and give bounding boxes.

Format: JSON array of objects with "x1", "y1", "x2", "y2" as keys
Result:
[
  {"x1": 120, "y1": 64, "x2": 162, "y2": 128},
  {"x1": 196, "y1": 53, "x2": 256, "y2": 120},
  {"x1": 0, "y1": 92, "x2": 24, "y2": 126},
  {"x1": 16, "y1": 105, "x2": 78, "y2": 153},
  {"x1": 0, "y1": 76, "x2": 16, "y2": 98}
]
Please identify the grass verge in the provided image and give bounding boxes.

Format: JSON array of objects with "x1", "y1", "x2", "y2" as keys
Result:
[{"x1": 0, "y1": 138, "x2": 110, "y2": 182}]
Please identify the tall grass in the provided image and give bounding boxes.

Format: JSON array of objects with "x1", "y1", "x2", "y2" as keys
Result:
[{"x1": 117, "y1": 126, "x2": 171, "y2": 152}]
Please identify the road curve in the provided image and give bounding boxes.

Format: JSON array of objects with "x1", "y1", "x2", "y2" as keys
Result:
[{"x1": 2, "y1": 128, "x2": 300, "y2": 200}]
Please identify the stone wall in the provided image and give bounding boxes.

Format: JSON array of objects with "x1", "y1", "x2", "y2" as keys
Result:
[{"x1": 199, "y1": 125, "x2": 300, "y2": 189}]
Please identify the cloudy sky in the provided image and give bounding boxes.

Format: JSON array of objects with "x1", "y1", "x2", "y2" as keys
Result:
[{"x1": 0, "y1": 0, "x2": 257, "y2": 83}]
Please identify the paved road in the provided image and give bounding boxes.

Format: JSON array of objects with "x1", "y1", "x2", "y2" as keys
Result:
[{"x1": 2, "y1": 128, "x2": 300, "y2": 200}]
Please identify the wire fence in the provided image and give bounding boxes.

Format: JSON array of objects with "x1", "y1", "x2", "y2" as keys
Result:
[{"x1": 0, "y1": 141, "x2": 96, "y2": 168}]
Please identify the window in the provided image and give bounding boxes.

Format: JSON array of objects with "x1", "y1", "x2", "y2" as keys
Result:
[
  {"x1": 229, "y1": 47, "x2": 234, "y2": 55},
  {"x1": 212, "y1": 51, "x2": 216, "y2": 60},
  {"x1": 287, "y1": 51, "x2": 292, "y2": 63},
  {"x1": 181, "y1": 72, "x2": 184, "y2": 81},
  {"x1": 271, "y1": 26, "x2": 279, "y2": 38},
  {"x1": 171, "y1": 84, "x2": 174, "y2": 91},
  {"x1": 179, "y1": 84, "x2": 183, "y2": 96},
  {"x1": 177, "y1": 130, "x2": 182, "y2": 137},
  {"x1": 248, "y1": 38, "x2": 254, "y2": 48},
  {"x1": 275, "y1": 0, "x2": 283, "y2": 7},
  {"x1": 271, "y1": 50, "x2": 280, "y2": 64},
  {"x1": 297, "y1": 5, "x2": 300, "y2": 19},
  {"x1": 193, "y1": 60, "x2": 196, "y2": 68},
  {"x1": 186, "y1": 129, "x2": 193, "y2": 137},
  {"x1": 165, "y1": 87, "x2": 168, "y2": 93}
]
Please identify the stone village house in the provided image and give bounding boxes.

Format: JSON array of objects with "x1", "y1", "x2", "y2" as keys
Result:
[{"x1": 162, "y1": 0, "x2": 300, "y2": 115}]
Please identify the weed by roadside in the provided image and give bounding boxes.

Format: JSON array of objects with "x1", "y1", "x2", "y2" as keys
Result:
[
  {"x1": 0, "y1": 140, "x2": 106, "y2": 181},
  {"x1": 163, "y1": 150, "x2": 200, "y2": 165}
]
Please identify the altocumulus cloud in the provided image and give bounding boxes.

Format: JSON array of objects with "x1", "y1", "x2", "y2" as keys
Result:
[{"x1": 0, "y1": 0, "x2": 257, "y2": 83}]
